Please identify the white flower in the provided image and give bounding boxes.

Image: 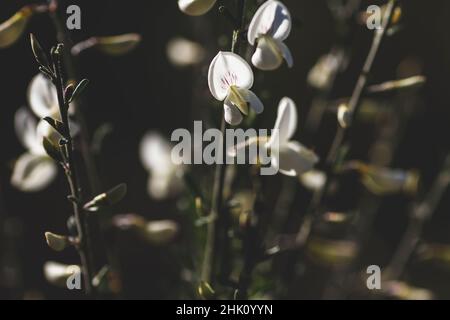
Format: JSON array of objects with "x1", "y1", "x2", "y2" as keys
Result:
[
  {"x1": 307, "y1": 48, "x2": 347, "y2": 90},
  {"x1": 27, "y1": 73, "x2": 59, "y2": 118},
  {"x1": 178, "y1": 0, "x2": 216, "y2": 16},
  {"x1": 140, "y1": 132, "x2": 185, "y2": 200},
  {"x1": 166, "y1": 37, "x2": 205, "y2": 67},
  {"x1": 11, "y1": 74, "x2": 63, "y2": 192},
  {"x1": 208, "y1": 51, "x2": 264, "y2": 125},
  {"x1": 265, "y1": 97, "x2": 318, "y2": 176},
  {"x1": 11, "y1": 108, "x2": 58, "y2": 192},
  {"x1": 247, "y1": 0, "x2": 293, "y2": 70}
]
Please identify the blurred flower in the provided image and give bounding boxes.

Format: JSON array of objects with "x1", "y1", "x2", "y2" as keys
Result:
[
  {"x1": 43, "y1": 261, "x2": 81, "y2": 287},
  {"x1": 112, "y1": 214, "x2": 179, "y2": 246},
  {"x1": 11, "y1": 108, "x2": 58, "y2": 192},
  {"x1": 140, "y1": 132, "x2": 185, "y2": 200},
  {"x1": 300, "y1": 170, "x2": 326, "y2": 191},
  {"x1": 208, "y1": 51, "x2": 264, "y2": 125},
  {"x1": 144, "y1": 220, "x2": 179, "y2": 245},
  {"x1": 381, "y1": 281, "x2": 433, "y2": 300},
  {"x1": 71, "y1": 34, "x2": 141, "y2": 56},
  {"x1": 28, "y1": 73, "x2": 59, "y2": 118},
  {"x1": 265, "y1": 98, "x2": 318, "y2": 176},
  {"x1": 306, "y1": 237, "x2": 357, "y2": 267},
  {"x1": 247, "y1": 0, "x2": 293, "y2": 70},
  {"x1": 340, "y1": 161, "x2": 419, "y2": 196},
  {"x1": 166, "y1": 37, "x2": 205, "y2": 67},
  {"x1": 178, "y1": 0, "x2": 216, "y2": 16},
  {"x1": 307, "y1": 48, "x2": 347, "y2": 90},
  {"x1": 0, "y1": 6, "x2": 33, "y2": 48}
]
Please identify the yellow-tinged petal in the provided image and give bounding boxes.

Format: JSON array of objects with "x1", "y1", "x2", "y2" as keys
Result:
[{"x1": 0, "y1": 6, "x2": 33, "y2": 48}]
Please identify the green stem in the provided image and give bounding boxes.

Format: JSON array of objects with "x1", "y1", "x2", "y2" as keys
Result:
[
  {"x1": 295, "y1": 0, "x2": 398, "y2": 246},
  {"x1": 52, "y1": 46, "x2": 93, "y2": 295},
  {"x1": 201, "y1": 0, "x2": 247, "y2": 285}
]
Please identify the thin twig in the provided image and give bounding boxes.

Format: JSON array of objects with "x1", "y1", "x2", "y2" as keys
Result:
[
  {"x1": 201, "y1": 0, "x2": 247, "y2": 285},
  {"x1": 295, "y1": 0, "x2": 398, "y2": 246},
  {"x1": 385, "y1": 154, "x2": 450, "y2": 280},
  {"x1": 52, "y1": 45, "x2": 94, "y2": 294}
]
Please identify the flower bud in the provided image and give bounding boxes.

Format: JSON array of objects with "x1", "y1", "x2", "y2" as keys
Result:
[
  {"x1": 44, "y1": 232, "x2": 69, "y2": 252},
  {"x1": 178, "y1": 0, "x2": 216, "y2": 16}
]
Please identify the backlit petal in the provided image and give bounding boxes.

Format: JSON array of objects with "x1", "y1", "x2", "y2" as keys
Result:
[
  {"x1": 11, "y1": 153, "x2": 57, "y2": 192},
  {"x1": 27, "y1": 73, "x2": 58, "y2": 118},
  {"x1": 208, "y1": 51, "x2": 253, "y2": 101}
]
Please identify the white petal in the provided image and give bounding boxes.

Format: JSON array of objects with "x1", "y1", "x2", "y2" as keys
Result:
[
  {"x1": 240, "y1": 89, "x2": 264, "y2": 114},
  {"x1": 268, "y1": 97, "x2": 298, "y2": 147},
  {"x1": 251, "y1": 36, "x2": 284, "y2": 71},
  {"x1": 278, "y1": 141, "x2": 318, "y2": 176},
  {"x1": 27, "y1": 73, "x2": 58, "y2": 118},
  {"x1": 248, "y1": 0, "x2": 291, "y2": 45},
  {"x1": 279, "y1": 40, "x2": 293, "y2": 68},
  {"x1": 11, "y1": 153, "x2": 58, "y2": 192},
  {"x1": 14, "y1": 108, "x2": 41, "y2": 153},
  {"x1": 36, "y1": 119, "x2": 62, "y2": 148},
  {"x1": 208, "y1": 51, "x2": 253, "y2": 101},
  {"x1": 139, "y1": 132, "x2": 174, "y2": 174},
  {"x1": 178, "y1": 0, "x2": 216, "y2": 16},
  {"x1": 224, "y1": 98, "x2": 243, "y2": 125}
]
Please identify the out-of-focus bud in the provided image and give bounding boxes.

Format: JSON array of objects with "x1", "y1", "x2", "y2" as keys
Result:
[
  {"x1": 381, "y1": 281, "x2": 433, "y2": 300},
  {"x1": 166, "y1": 37, "x2": 205, "y2": 67},
  {"x1": 113, "y1": 214, "x2": 178, "y2": 246},
  {"x1": 361, "y1": 167, "x2": 419, "y2": 196},
  {"x1": 178, "y1": 0, "x2": 217, "y2": 16},
  {"x1": 300, "y1": 170, "x2": 326, "y2": 192},
  {"x1": 340, "y1": 161, "x2": 419, "y2": 196},
  {"x1": 306, "y1": 237, "x2": 357, "y2": 267},
  {"x1": 0, "y1": 7, "x2": 33, "y2": 48},
  {"x1": 322, "y1": 212, "x2": 351, "y2": 224},
  {"x1": 143, "y1": 220, "x2": 179, "y2": 245},
  {"x1": 337, "y1": 103, "x2": 350, "y2": 128},
  {"x1": 112, "y1": 213, "x2": 146, "y2": 230},
  {"x1": 71, "y1": 34, "x2": 141, "y2": 56},
  {"x1": 84, "y1": 183, "x2": 127, "y2": 212},
  {"x1": 44, "y1": 232, "x2": 69, "y2": 252},
  {"x1": 307, "y1": 48, "x2": 347, "y2": 91},
  {"x1": 198, "y1": 281, "x2": 216, "y2": 300},
  {"x1": 43, "y1": 261, "x2": 81, "y2": 287}
]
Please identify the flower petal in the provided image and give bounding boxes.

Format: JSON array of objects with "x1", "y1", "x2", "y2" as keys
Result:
[
  {"x1": 248, "y1": 0, "x2": 291, "y2": 45},
  {"x1": 267, "y1": 97, "x2": 298, "y2": 147},
  {"x1": 178, "y1": 0, "x2": 216, "y2": 16},
  {"x1": 240, "y1": 89, "x2": 264, "y2": 114},
  {"x1": 251, "y1": 36, "x2": 284, "y2": 71},
  {"x1": 139, "y1": 132, "x2": 174, "y2": 174},
  {"x1": 11, "y1": 153, "x2": 58, "y2": 192},
  {"x1": 279, "y1": 40, "x2": 293, "y2": 68},
  {"x1": 27, "y1": 73, "x2": 58, "y2": 118},
  {"x1": 224, "y1": 98, "x2": 243, "y2": 125},
  {"x1": 208, "y1": 51, "x2": 253, "y2": 101},
  {"x1": 14, "y1": 108, "x2": 42, "y2": 154},
  {"x1": 278, "y1": 141, "x2": 318, "y2": 176}
]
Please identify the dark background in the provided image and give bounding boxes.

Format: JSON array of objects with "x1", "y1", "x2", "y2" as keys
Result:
[{"x1": 0, "y1": 0, "x2": 449, "y2": 299}]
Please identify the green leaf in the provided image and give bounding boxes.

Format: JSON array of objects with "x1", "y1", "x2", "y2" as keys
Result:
[
  {"x1": 43, "y1": 117, "x2": 66, "y2": 137},
  {"x1": 42, "y1": 137, "x2": 63, "y2": 162},
  {"x1": 30, "y1": 33, "x2": 50, "y2": 69},
  {"x1": 69, "y1": 79, "x2": 89, "y2": 103}
]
